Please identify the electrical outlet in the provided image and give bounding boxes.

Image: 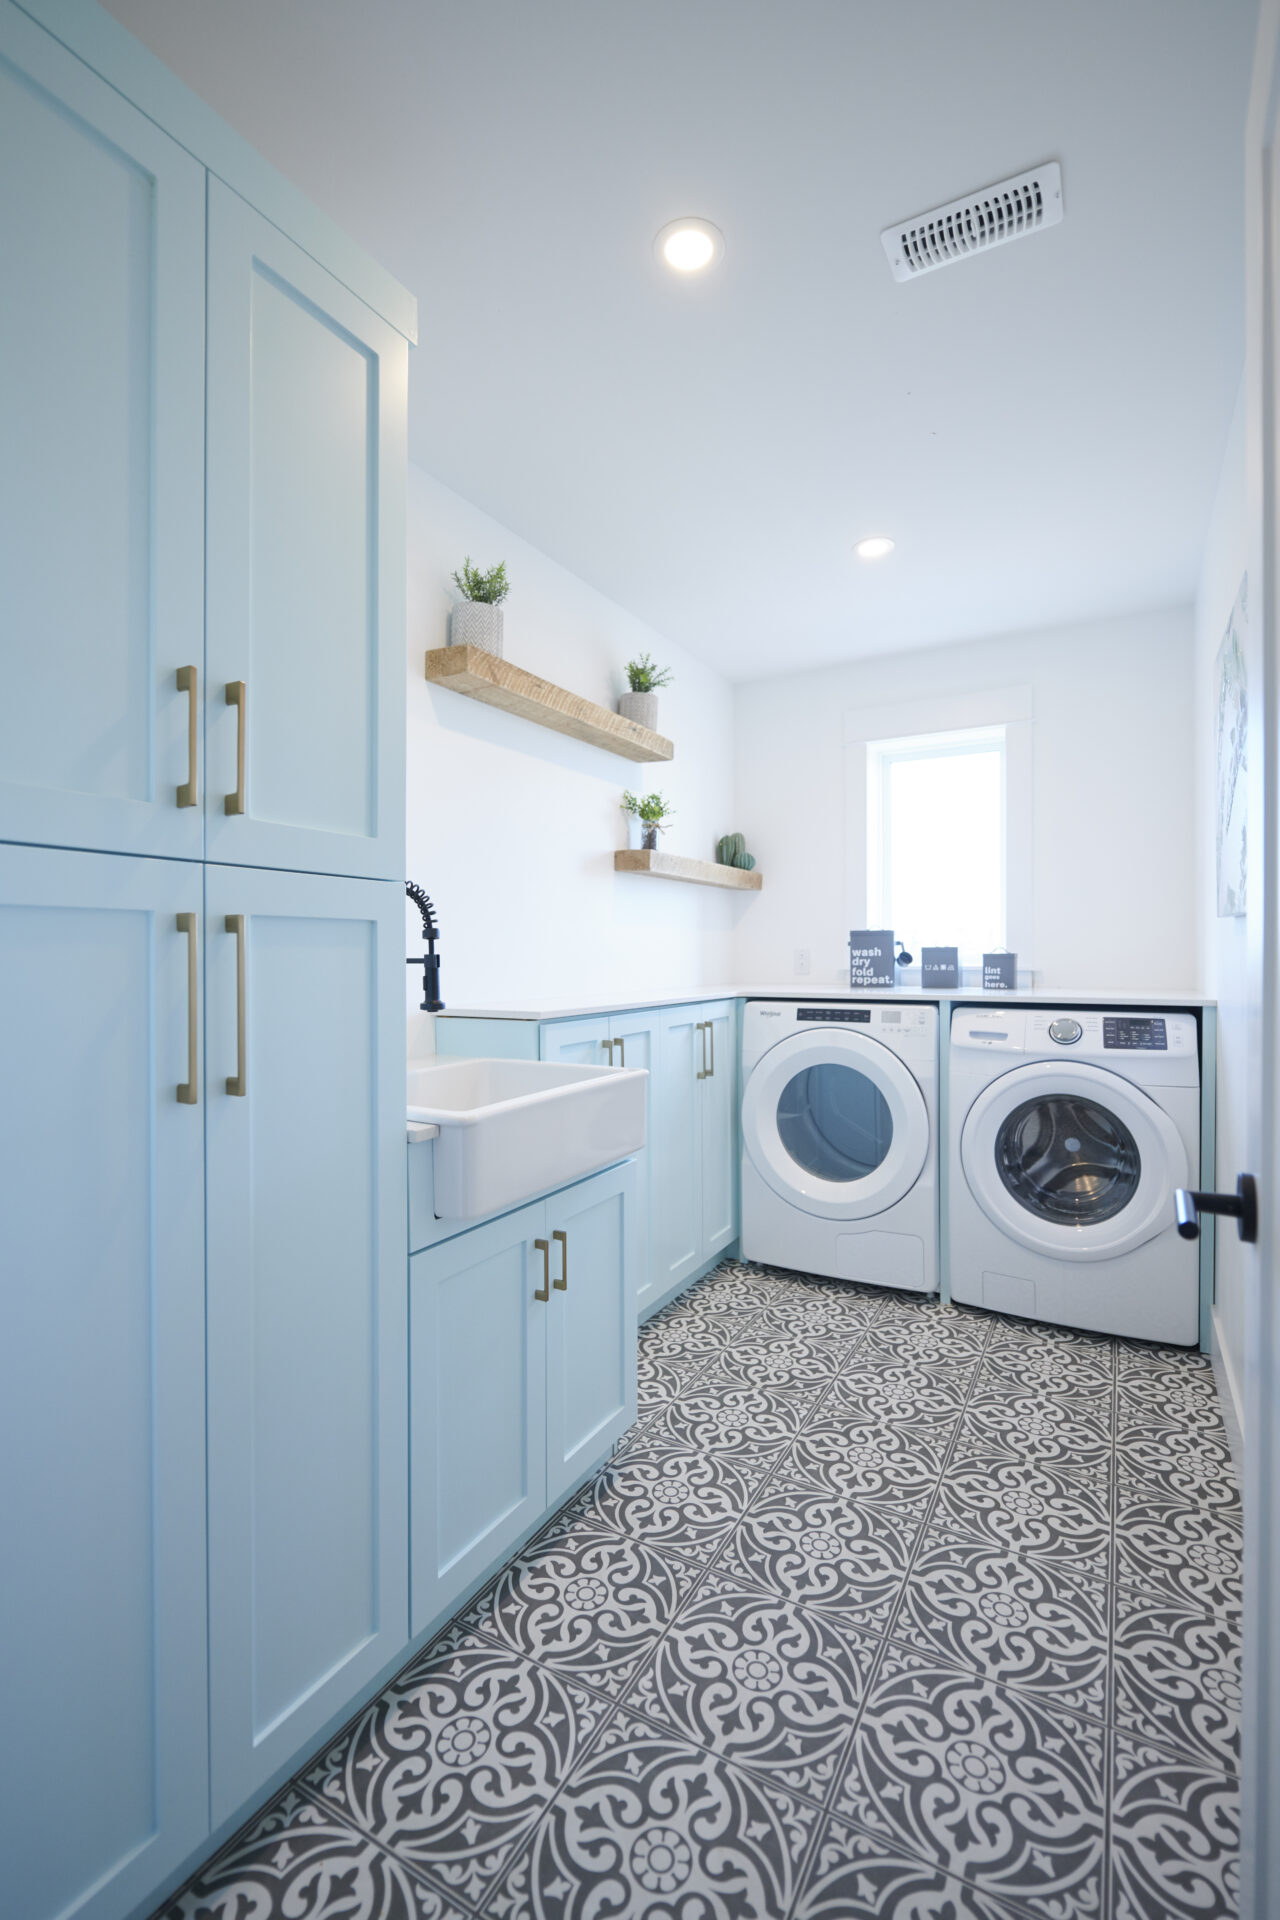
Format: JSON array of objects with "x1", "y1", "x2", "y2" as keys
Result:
[{"x1": 794, "y1": 948, "x2": 811, "y2": 977}]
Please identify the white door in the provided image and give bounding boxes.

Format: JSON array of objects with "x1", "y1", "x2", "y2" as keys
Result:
[
  {"x1": 742, "y1": 1027, "x2": 930, "y2": 1219},
  {"x1": 1238, "y1": 12, "x2": 1280, "y2": 1909}
]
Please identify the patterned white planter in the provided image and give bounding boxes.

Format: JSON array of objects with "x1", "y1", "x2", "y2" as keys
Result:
[
  {"x1": 619, "y1": 690, "x2": 658, "y2": 732},
  {"x1": 450, "y1": 600, "x2": 503, "y2": 656}
]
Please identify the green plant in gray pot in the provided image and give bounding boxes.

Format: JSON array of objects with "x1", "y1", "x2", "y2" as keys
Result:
[
  {"x1": 449, "y1": 557, "x2": 509, "y2": 657},
  {"x1": 619, "y1": 652, "x2": 672, "y2": 732},
  {"x1": 621, "y1": 789, "x2": 676, "y2": 851}
]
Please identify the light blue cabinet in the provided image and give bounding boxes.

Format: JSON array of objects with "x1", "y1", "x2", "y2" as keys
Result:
[
  {"x1": 204, "y1": 181, "x2": 408, "y2": 883},
  {"x1": 652, "y1": 1001, "x2": 737, "y2": 1310},
  {"x1": 409, "y1": 1203, "x2": 548, "y2": 1636},
  {"x1": 0, "y1": 1, "x2": 206, "y2": 862},
  {"x1": 546, "y1": 1161, "x2": 637, "y2": 1505},
  {"x1": 410, "y1": 1163, "x2": 636, "y2": 1640},
  {"x1": 204, "y1": 865, "x2": 408, "y2": 1823},
  {"x1": 0, "y1": 845, "x2": 209, "y2": 1920}
]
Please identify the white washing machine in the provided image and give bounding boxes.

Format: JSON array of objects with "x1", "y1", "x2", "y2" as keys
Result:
[
  {"x1": 948, "y1": 1006, "x2": 1200, "y2": 1343},
  {"x1": 741, "y1": 1001, "x2": 938, "y2": 1292}
]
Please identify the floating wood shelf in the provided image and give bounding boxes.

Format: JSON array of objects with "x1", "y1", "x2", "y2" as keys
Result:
[
  {"x1": 425, "y1": 646, "x2": 674, "y2": 763},
  {"x1": 614, "y1": 849, "x2": 763, "y2": 890}
]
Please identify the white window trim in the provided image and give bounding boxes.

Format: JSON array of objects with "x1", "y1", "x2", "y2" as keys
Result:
[{"x1": 843, "y1": 686, "x2": 1034, "y2": 971}]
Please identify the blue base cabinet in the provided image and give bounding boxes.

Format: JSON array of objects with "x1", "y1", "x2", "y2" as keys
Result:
[
  {"x1": 410, "y1": 1162, "x2": 636, "y2": 1640},
  {"x1": 204, "y1": 866, "x2": 408, "y2": 1825},
  {"x1": 0, "y1": 846, "x2": 209, "y2": 1920},
  {"x1": 439, "y1": 1001, "x2": 737, "y2": 1320}
]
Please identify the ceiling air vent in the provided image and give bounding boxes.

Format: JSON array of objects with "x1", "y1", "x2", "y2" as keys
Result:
[{"x1": 881, "y1": 162, "x2": 1063, "y2": 282}]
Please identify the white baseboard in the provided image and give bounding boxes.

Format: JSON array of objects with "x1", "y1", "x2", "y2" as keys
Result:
[{"x1": 1210, "y1": 1305, "x2": 1246, "y2": 1489}]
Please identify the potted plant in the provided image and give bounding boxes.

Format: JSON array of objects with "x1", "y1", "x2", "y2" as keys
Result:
[
  {"x1": 449, "y1": 557, "x2": 509, "y2": 657},
  {"x1": 619, "y1": 652, "x2": 672, "y2": 732},
  {"x1": 621, "y1": 789, "x2": 675, "y2": 852}
]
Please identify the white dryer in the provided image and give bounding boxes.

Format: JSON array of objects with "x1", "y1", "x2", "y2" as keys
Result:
[
  {"x1": 948, "y1": 1006, "x2": 1200, "y2": 1343},
  {"x1": 741, "y1": 1001, "x2": 938, "y2": 1292}
]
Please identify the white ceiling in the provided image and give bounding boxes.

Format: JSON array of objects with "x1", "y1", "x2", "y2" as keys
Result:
[{"x1": 104, "y1": 0, "x2": 1257, "y2": 679}]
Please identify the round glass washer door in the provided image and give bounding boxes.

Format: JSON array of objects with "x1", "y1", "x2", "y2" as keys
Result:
[
  {"x1": 742, "y1": 1029, "x2": 930, "y2": 1220},
  {"x1": 960, "y1": 1059, "x2": 1189, "y2": 1259}
]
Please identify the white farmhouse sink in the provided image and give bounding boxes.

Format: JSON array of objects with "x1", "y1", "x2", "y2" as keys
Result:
[{"x1": 406, "y1": 1056, "x2": 648, "y2": 1220}]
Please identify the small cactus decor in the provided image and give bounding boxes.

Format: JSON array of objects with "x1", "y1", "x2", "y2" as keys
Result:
[{"x1": 717, "y1": 832, "x2": 756, "y2": 871}]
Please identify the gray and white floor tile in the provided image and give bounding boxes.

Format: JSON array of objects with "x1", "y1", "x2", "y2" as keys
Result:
[{"x1": 155, "y1": 1257, "x2": 1243, "y2": 1920}]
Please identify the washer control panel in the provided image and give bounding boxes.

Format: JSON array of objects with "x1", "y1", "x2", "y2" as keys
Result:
[{"x1": 1103, "y1": 1016, "x2": 1167, "y2": 1051}]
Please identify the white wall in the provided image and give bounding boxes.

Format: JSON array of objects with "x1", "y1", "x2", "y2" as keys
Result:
[
  {"x1": 1194, "y1": 376, "x2": 1248, "y2": 1454},
  {"x1": 405, "y1": 466, "x2": 740, "y2": 1052},
  {"x1": 730, "y1": 607, "x2": 1198, "y2": 994}
]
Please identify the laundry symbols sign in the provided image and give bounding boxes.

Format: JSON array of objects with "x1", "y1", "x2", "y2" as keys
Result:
[{"x1": 848, "y1": 930, "x2": 895, "y2": 989}]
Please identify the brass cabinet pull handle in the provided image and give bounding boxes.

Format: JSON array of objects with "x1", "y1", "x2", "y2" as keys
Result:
[
  {"x1": 553, "y1": 1228, "x2": 568, "y2": 1290},
  {"x1": 696, "y1": 1020, "x2": 708, "y2": 1080},
  {"x1": 176, "y1": 666, "x2": 198, "y2": 807},
  {"x1": 603, "y1": 1038, "x2": 614, "y2": 1063},
  {"x1": 707, "y1": 1020, "x2": 715, "y2": 1079},
  {"x1": 176, "y1": 912, "x2": 198, "y2": 1103},
  {"x1": 616, "y1": 1036, "x2": 626, "y2": 1068},
  {"x1": 225, "y1": 914, "x2": 247, "y2": 1095},
  {"x1": 225, "y1": 680, "x2": 246, "y2": 815},
  {"x1": 534, "y1": 1238, "x2": 550, "y2": 1302}
]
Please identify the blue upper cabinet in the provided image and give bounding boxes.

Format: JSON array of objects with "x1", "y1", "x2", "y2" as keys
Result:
[
  {"x1": 204, "y1": 182, "x2": 408, "y2": 882},
  {"x1": 0, "y1": 2, "x2": 206, "y2": 861},
  {"x1": 0, "y1": 844, "x2": 209, "y2": 1920},
  {"x1": 203, "y1": 864, "x2": 408, "y2": 1823}
]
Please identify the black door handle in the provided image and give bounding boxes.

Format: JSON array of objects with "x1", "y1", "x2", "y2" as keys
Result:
[{"x1": 1175, "y1": 1174, "x2": 1257, "y2": 1243}]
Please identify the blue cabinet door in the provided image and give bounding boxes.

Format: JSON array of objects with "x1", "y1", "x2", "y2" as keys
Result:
[
  {"x1": 546, "y1": 1164, "x2": 637, "y2": 1507},
  {"x1": 410, "y1": 1203, "x2": 548, "y2": 1637},
  {"x1": 541, "y1": 1015, "x2": 611, "y2": 1065},
  {"x1": 0, "y1": 845, "x2": 208, "y2": 1920},
  {"x1": 699, "y1": 1001, "x2": 738, "y2": 1259},
  {"x1": 0, "y1": 2, "x2": 205, "y2": 861},
  {"x1": 204, "y1": 864, "x2": 408, "y2": 1822},
  {"x1": 610, "y1": 1011, "x2": 657, "y2": 1312},
  {"x1": 654, "y1": 1007, "x2": 703, "y2": 1295},
  {"x1": 204, "y1": 180, "x2": 407, "y2": 881}
]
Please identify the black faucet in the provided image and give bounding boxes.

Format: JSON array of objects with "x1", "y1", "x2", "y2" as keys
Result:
[{"x1": 406, "y1": 882, "x2": 444, "y2": 1011}]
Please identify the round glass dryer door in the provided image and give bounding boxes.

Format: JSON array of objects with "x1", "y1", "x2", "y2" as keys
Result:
[
  {"x1": 742, "y1": 1029, "x2": 930, "y2": 1220},
  {"x1": 960, "y1": 1060, "x2": 1189, "y2": 1259}
]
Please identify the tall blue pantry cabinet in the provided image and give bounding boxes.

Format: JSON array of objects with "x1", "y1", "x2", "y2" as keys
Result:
[{"x1": 0, "y1": 5, "x2": 416, "y2": 1918}]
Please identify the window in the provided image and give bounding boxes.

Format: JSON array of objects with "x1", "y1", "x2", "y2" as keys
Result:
[{"x1": 866, "y1": 725, "x2": 1007, "y2": 963}]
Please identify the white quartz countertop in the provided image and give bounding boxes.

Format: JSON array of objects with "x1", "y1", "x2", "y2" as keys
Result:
[{"x1": 436, "y1": 985, "x2": 1216, "y2": 1021}]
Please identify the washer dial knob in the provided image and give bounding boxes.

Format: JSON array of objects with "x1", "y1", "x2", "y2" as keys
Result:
[{"x1": 1048, "y1": 1017, "x2": 1083, "y2": 1046}]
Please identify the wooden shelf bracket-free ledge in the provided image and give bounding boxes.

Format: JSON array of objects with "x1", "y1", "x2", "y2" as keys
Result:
[
  {"x1": 614, "y1": 849, "x2": 763, "y2": 890},
  {"x1": 425, "y1": 646, "x2": 674, "y2": 763}
]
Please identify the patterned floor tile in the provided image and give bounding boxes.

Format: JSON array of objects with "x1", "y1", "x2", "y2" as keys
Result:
[
  {"x1": 891, "y1": 1529, "x2": 1111, "y2": 1721},
  {"x1": 960, "y1": 1386, "x2": 1114, "y2": 1475},
  {"x1": 742, "y1": 1292, "x2": 881, "y2": 1341},
  {"x1": 793, "y1": 1815, "x2": 1026, "y2": 1919},
  {"x1": 1110, "y1": 1733, "x2": 1239, "y2": 1919},
  {"x1": 831, "y1": 1359, "x2": 973, "y2": 1422},
  {"x1": 485, "y1": 1712, "x2": 819, "y2": 1920},
  {"x1": 786, "y1": 1410, "x2": 953, "y2": 1507},
  {"x1": 1114, "y1": 1494, "x2": 1243, "y2": 1612},
  {"x1": 857, "y1": 1318, "x2": 989, "y2": 1371},
  {"x1": 628, "y1": 1571, "x2": 876, "y2": 1803},
  {"x1": 639, "y1": 1302, "x2": 759, "y2": 1362},
  {"x1": 980, "y1": 1337, "x2": 1115, "y2": 1402},
  {"x1": 635, "y1": 1345, "x2": 713, "y2": 1419},
  {"x1": 834, "y1": 1642, "x2": 1106, "y2": 1919},
  {"x1": 163, "y1": 1790, "x2": 465, "y2": 1919},
  {"x1": 708, "y1": 1330, "x2": 854, "y2": 1390},
  {"x1": 575, "y1": 1440, "x2": 765, "y2": 1558},
  {"x1": 1115, "y1": 1430, "x2": 1240, "y2": 1512},
  {"x1": 461, "y1": 1516, "x2": 698, "y2": 1697},
  {"x1": 932, "y1": 1453, "x2": 1113, "y2": 1580},
  {"x1": 640, "y1": 1376, "x2": 826, "y2": 1462},
  {"x1": 687, "y1": 1259, "x2": 794, "y2": 1313},
  {"x1": 717, "y1": 1473, "x2": 922, "y2": 1629},
  {"x1": 304, "y1": 1634, "x2": 609, "y2": 1907},
  {"x1": 1113, "y1": 1589, "x2": 1242, "y2": 1773}
]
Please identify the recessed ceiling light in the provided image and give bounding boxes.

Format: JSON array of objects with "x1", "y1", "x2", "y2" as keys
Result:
[
  {"x1": 655, "y1": 217, "x2": 724, "y2": 274},
  {"x1": 855, "y1": 536, "x2": 895, "y2": 561}
]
